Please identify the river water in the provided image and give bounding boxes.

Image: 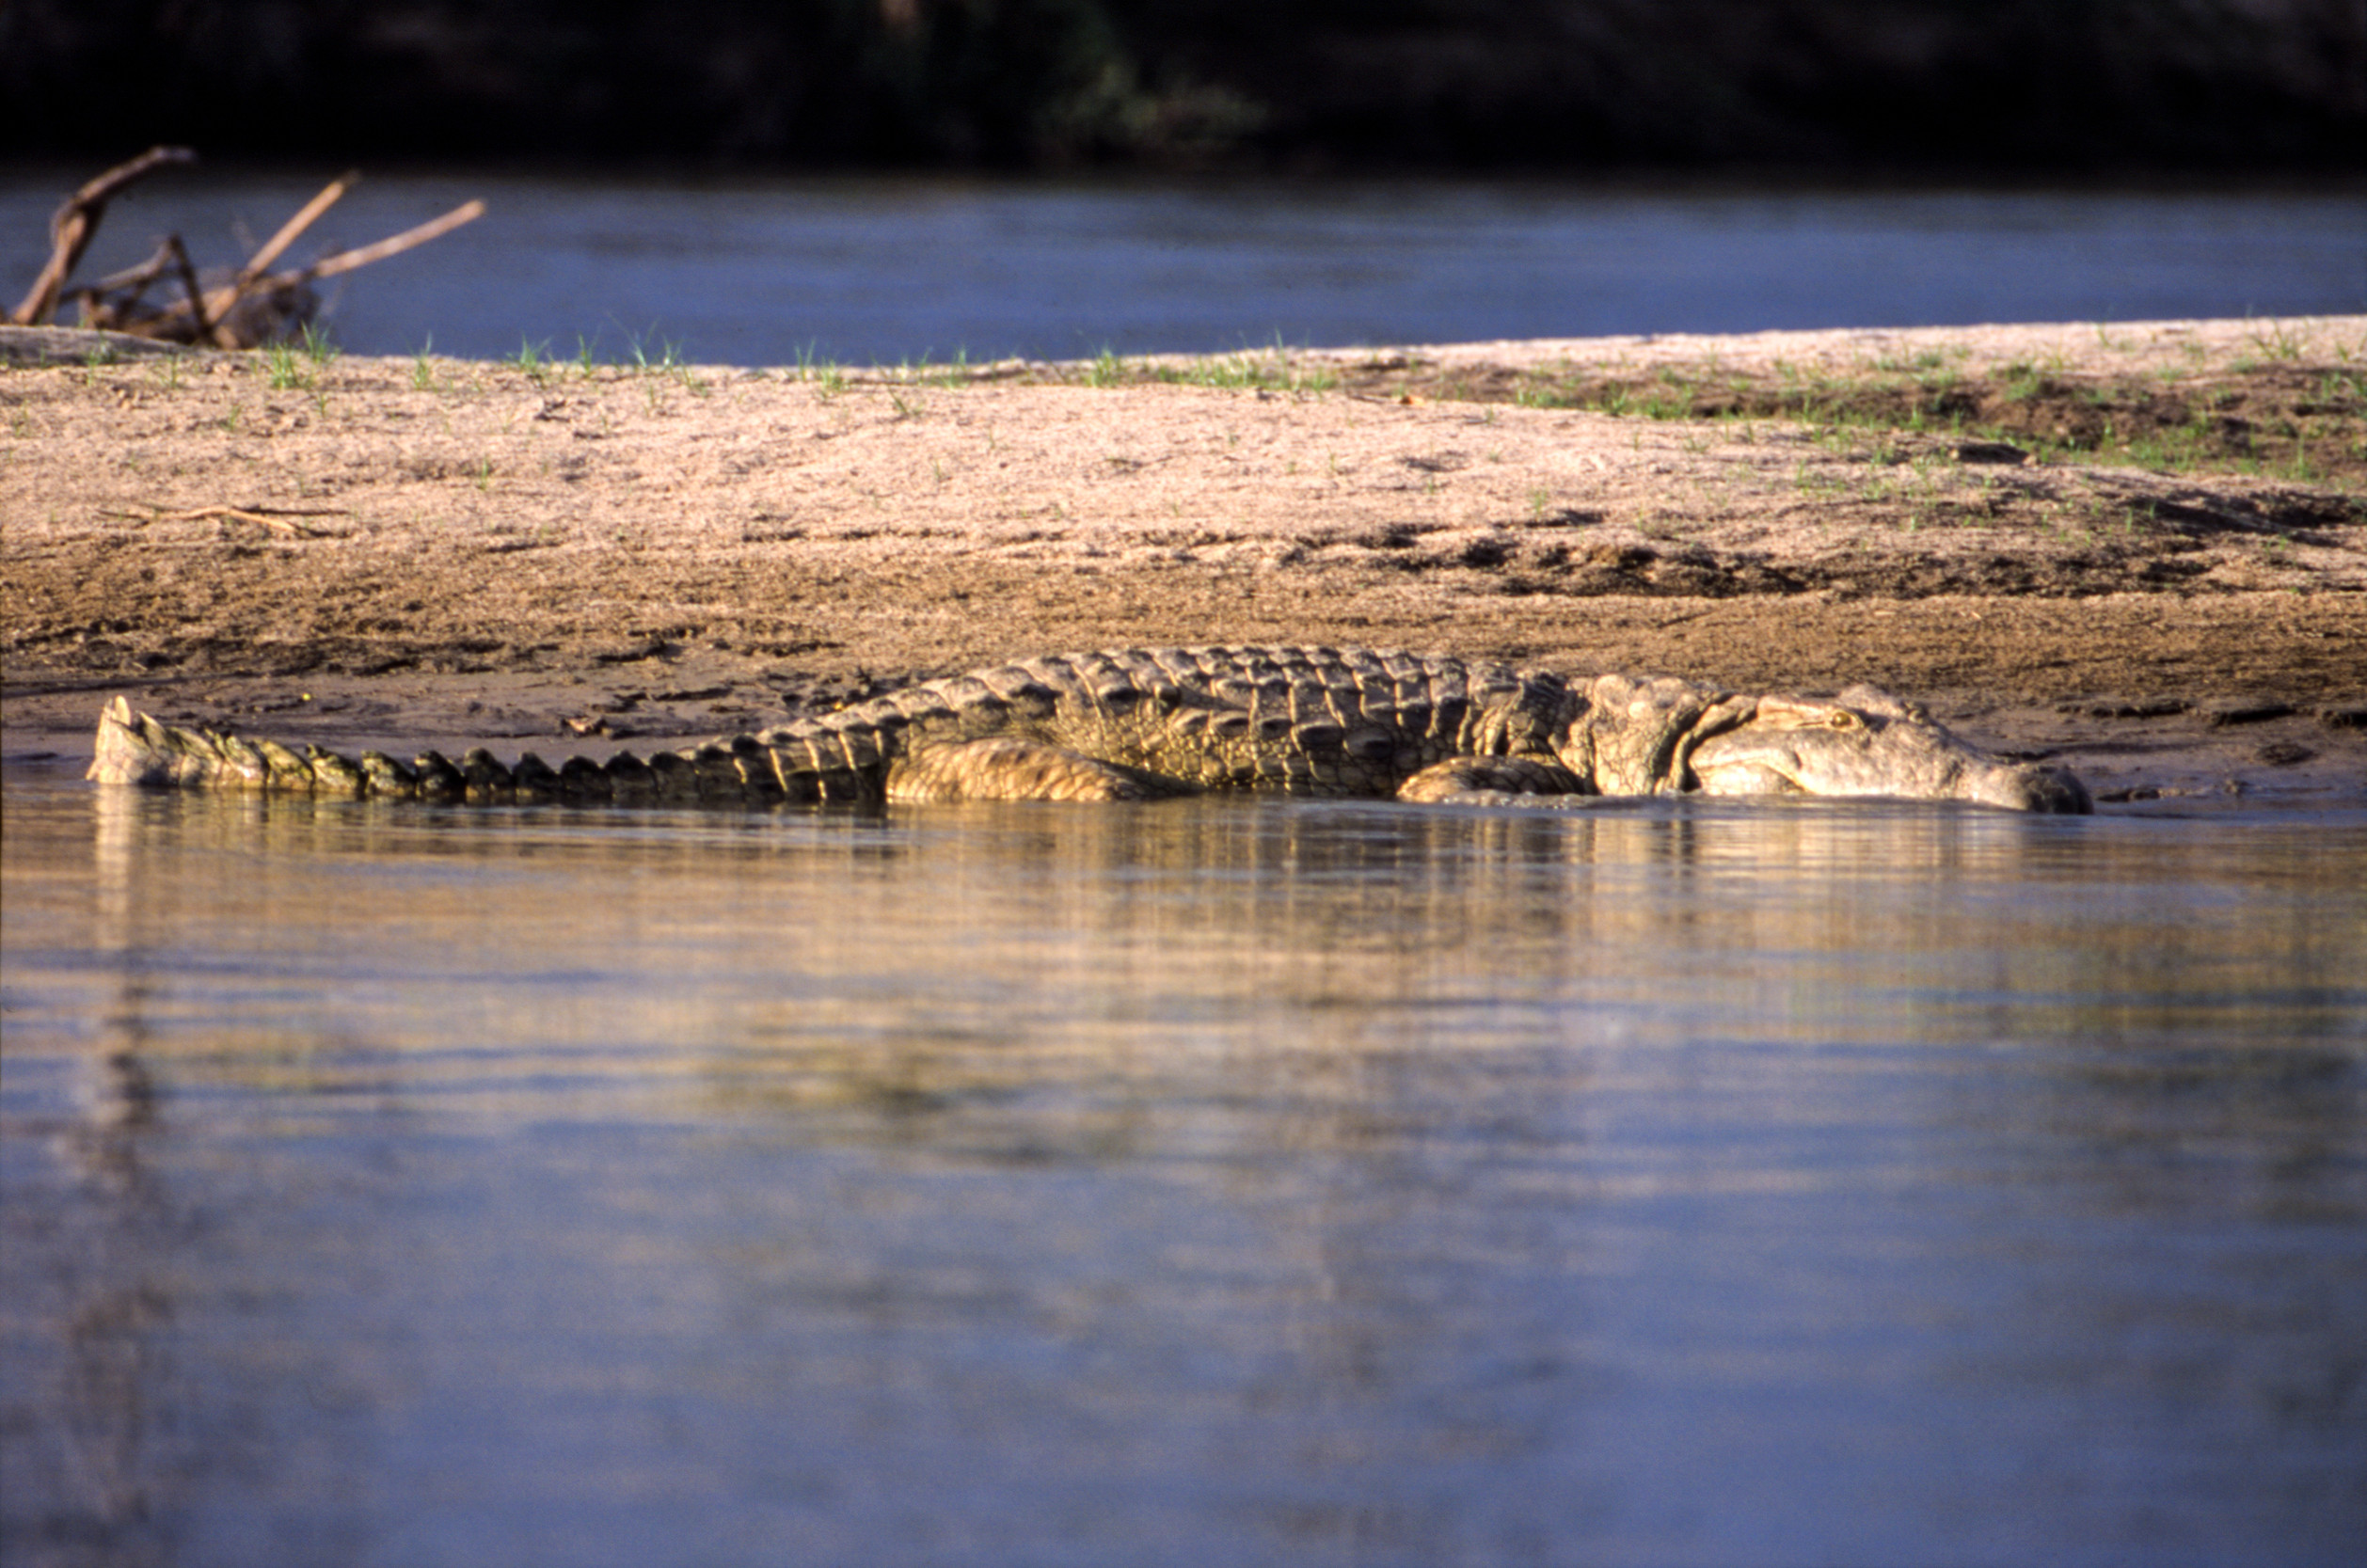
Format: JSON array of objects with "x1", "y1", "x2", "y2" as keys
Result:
[
  {"x1": 4, "y1": 174, "x2": 2361, "y2": 365},
  {"x1": 4, "y1": 762, "x2": 2363, "y2": 1566}
]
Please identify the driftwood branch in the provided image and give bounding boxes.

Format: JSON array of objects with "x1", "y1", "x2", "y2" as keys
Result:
[
  {"x1": 138, "y1": 200, "x2": 488, "y2": 339},
  {"x1": 240, "y1": 171, "x2": 357, "y2": 285},
  {"x1": 12, "y1": 153, "x2": 483, "y2": 349},
  {"x1": 8, "y1": 146, "x2": 196, "y2": 326},
  {"x1": 207, "y1": 170, "x2": 356, "y2": 343},
  {"x1": 165, "y1": 236, "x2": 213, "y2": 341},
  {"x1": 77, "y1": 239, "x2": 183, "y2": 299},
  {"x1": 295, "y1": 199, "x2": 486, "y2": 281},
  {"x1": 63, "y1": 234, "x2": 214, "y2": 338}
]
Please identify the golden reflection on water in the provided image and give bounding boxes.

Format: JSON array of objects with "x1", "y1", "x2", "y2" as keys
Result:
[
  {"x1": 54, "y1": 780, "x2": 2365, "y2": 1119},
  {"x1": 7, "y1": 770, "x2": 2365, "y2": 1566}
]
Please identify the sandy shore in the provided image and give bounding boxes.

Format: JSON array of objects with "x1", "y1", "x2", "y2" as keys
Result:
[{"x1": 5, "y1": 317, "x2": 2361, "y2": 807}]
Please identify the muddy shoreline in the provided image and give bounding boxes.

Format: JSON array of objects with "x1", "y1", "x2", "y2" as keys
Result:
[{"x1": 5, "y1": 318, "x2": 2362, "y2": 809}]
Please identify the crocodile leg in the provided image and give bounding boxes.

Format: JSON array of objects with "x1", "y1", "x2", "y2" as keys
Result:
[
  {"x1": 885, "y1": 736, "x2": 1196, "y2": 803},
  {"x1": 1395, "y1": 755, "x2": 1590, "y2": 803}
]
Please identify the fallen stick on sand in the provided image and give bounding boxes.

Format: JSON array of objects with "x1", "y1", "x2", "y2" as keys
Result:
[{"x1": 103, "y1": 503, "x2": 350, "y2": 537}]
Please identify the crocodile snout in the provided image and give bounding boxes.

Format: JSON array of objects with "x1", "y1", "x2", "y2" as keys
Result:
[{"x1": 1967, "y1": 762, "x2": 2092, "y2": 815}]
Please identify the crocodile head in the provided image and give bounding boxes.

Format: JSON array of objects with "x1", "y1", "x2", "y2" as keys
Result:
[{"x1": 1685, "y1": 686, "x2": 2091, "y2": 813}]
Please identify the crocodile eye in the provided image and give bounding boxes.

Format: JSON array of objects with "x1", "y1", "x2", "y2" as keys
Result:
[{"x1": 1828, "y1": 711, "x2": 1857, "y2": 728}]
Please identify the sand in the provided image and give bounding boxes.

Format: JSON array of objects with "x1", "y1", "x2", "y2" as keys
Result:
[{"x1": 5, "y1": 316, "x2": 2361, "y2": 807}]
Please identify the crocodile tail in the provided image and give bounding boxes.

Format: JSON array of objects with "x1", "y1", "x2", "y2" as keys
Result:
[
  {"x1": 90, "y1": 698, "x2": 366, "y2": 793},
  {"x1": 90, "y1": 696, "x2": 226, "y2": 787},
  {"x1": 85, "y1": 700, "x2": 879, "y2": 806},
  {"x1": 88, "y1": 696, "x2": 166, "y2": 786}
]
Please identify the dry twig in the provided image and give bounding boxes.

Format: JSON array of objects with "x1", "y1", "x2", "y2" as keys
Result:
[{"x1": 104, "y1": 503, "x2": 350, "y2": 537}]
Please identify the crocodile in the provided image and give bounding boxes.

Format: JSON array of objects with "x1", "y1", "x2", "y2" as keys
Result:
[{"x1": 87, "y1": 644, "x2": 2092, "y2": 813}]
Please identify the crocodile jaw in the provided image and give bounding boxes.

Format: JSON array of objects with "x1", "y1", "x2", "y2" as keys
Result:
[
  {"x1": 1686, "y1": 689, "x2": 2092, "y2": 814},
  {"x1": 1957, "y1": 759, "x2": 2092, "y2": 815}
]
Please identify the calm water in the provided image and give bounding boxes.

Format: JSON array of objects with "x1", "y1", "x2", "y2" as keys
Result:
[
  {"x1": 4, "y1": 174, "x2": 2361, "y2": 365},
  {"x1": 4, "y1": 762, "x2": 2363, "y2": 1567}
]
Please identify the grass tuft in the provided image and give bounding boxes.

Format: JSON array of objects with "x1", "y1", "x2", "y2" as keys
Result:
[
  {"x1": 299, "y1": 324, "x2": 340, "y2": 369},
  {"x1": 263, "y1": 340, "x2": 308, "y2": 390},
  {"x1": 509, "y1": 337, "x2": 553, "y2": 385}
]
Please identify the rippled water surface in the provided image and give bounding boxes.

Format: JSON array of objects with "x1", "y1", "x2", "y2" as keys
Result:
[
  {"x1": 4, "y1": 176, "x2": 2359, "y2": 365},
  {"x1": 4, "y1": 765, "x2": 2364, "y2": 1567}
]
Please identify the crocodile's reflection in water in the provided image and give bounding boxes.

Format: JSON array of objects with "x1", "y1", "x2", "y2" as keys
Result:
[{"x1": 8, "y1": 773, "x2": 2363, "y2": 1566}]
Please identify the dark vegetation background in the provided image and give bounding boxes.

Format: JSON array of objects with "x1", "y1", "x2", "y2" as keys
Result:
[{"x1": 4, "y1": 0, "x2": 2362, "y2": 173}]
